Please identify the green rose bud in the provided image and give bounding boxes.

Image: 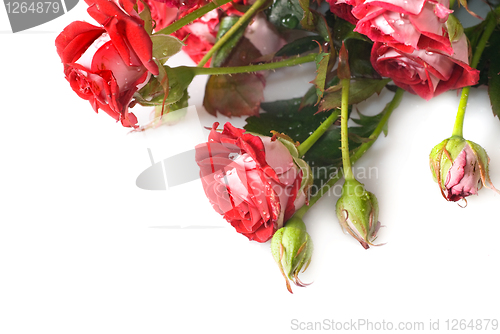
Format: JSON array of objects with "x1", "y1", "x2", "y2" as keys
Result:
[
  {"x1": 429, "y1": 136, "x2": 499, "y2": 202},
  {"x1": 271, "y1": 216, "x2": 313, "y2": 294},
  {"x1": 336, "y1": 178, "x2": 381, "y2": 249}
]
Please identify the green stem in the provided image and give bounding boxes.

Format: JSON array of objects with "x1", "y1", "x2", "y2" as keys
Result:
[
  {"x1": 340, "y1": 78, "x2": 354, "y2": 180},
  {"x1": 186, "y1": 53, "x2": 316, "y2": 75},
  {"x1": 451, "y1": 10, "x2": 498, "y2": 137},
  {"x1": 197, "y1": 0, "x2": 267, "y2": 67},
  {"x1": 297, "y1": 110, "x2": 340, "y2": 157},
  {"x1": 452, "y1": 86, "x2": 469, "y2": 138},
  {"x1": 294, "y1": 88, "x2": 404, "y2": 218},
  {"x1": 154, "y1": 0, "x2": 233, "y2": 36}
]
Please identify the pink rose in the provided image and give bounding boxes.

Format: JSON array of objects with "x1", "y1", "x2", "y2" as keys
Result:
[
  {"x1": 370, "y1": 35, "x2": 479, "y2": 100},
  {"x1": 195, "y1": 123, "x2": 308, "y2": 243},
  {"x1": 352, "y1": 0, "x2": 453, "y2": 54}
]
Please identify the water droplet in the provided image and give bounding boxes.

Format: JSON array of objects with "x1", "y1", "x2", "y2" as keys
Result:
[
  {"x1": 400, "y1": 13, "x2": 407, "y2": 19},
  {"x1": 228, "y1": 153, "x2": 239, "y2": 160},
  {"x1": 281, "y1": 15, "x2": 299, "y2": 29},
  {"x1": 425, "y1": 51, "x2": 434, "y2": 55}
]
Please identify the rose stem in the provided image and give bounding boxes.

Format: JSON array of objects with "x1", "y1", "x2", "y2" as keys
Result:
[
  {"x1": 451, "y1": 8, "x2": 498, "y2": 138},
  {"x1": 339, "y1": 77, "x2": 355, "y2": 181},
  {"x1": 186, "y1": 53, "x2": 317, "y2": 75},
  {"x1": 155, "y1": 0, "x2": 233, "y2": 36},
  {"x1": 296, "y1": 110, "x2": 340, "y2": 158},
  {"x1": 197, "y1": 0, "x2": 268, "y2": 67},
  {"x1": 293, "y1": 88, "x2": 404, "y2": 219}
]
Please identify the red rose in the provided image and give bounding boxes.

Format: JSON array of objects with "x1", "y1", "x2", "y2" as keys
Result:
[
  {"x1": 195, "y1": 123, "x2": 308, "y2": 243},
  {"x1": 371, "y1": 35, "x2": 479, "y2": 100},
  {"x1": 138, "y1": 0, "x2": 178, "y2": 31},
  {"x1": 85, "y1": 0, "x2": 159, "y2": 75},
  {"x1": 56, "y1": 0, "x2": 157, "y2": 127},
  {"x1": 62, "y1": 36, "x2": 149, "y2": 127}
]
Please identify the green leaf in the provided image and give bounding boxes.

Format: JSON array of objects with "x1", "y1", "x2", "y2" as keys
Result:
[
  {"x1": 134, "y1": 65, "x2": 194, "y2": 107},
  {"x1": 151, "y1": 35, "x2": 184, "y2": 63},
  {"x1": 446, "y1": 14, "x2": 464, "y2": 43},
  {"x1": 275, "y1": 35, "x2": 324, "y2": 57},
  {"x1": 138, "y1": 0, "x2": 153, "y2": 35},
  {"x1": 244, "y1": 98, "x2": 329, "y2": 142},
  {"x1": 310, "y1": 52, "x2": 330, "y2": 104},
  {"x1": 301, "y1": 75, "x2": 339, "y2": 108},
  {"x1": 212, "y1": 16, "x2": 248, "y2": 68},
  {"x1": 319, "y1": 78, "x2": 390, "y2": 112},
  {"x1": 332, "y1": 16, "x2": 368, "y2": 48},
  {"x1": 298, "y1": 0, "x2": 315, "y2": 30},
  {"x1": 344, "y1": 39, "x2": 380, "y2": 78},
  {"x1": 203, "y1": 37, "x2": 265, "y2": 117},
  {"x1": 203, "y1": 73, "x2": 265, "y2": 117},
  {"x1": 487, "y1": 34, "x2": 500, "y2": 118},
  {"x1": 469, "y1": 22, "x2": 500, "y2": 118}
]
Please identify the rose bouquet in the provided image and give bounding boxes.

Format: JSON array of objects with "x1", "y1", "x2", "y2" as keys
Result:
[{"x1": 56, "y1": 0, "x2": 500, "y2": 292}]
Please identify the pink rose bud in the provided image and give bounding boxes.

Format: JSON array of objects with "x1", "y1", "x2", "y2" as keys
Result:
[
  {"x1": 271, "y1": 216, "x2": 313, "y2": 294},
  {"x1": 429, "y1": 137, "x2": 499, "y2": 202},
  {"x1": 195, "y1": 123, "x2": 312, "y2": 243},
  {"x1": 336, "y1": 179, "x2": 381, "y2": 249}
]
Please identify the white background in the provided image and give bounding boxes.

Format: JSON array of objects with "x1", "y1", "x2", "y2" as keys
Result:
[{"x1": 1, "y1": 2, "x2": 499, "y2": 333}]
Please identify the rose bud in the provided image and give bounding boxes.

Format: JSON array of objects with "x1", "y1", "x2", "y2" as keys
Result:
[
  {"x1": 336, "y1": 178, "x2": 381, "y2": 249},
  {"x1": 429, "y1": 136, "x2": 499, "y2": 202},
  {"x1": 195, "y1": 123, "x2": 312, "y2": 243},
  {"x1": 271, "y1": 216, "x2": 313, "y2": 294}
]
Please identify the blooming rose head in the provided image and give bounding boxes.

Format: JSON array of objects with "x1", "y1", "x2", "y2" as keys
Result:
[
  {"x1": 56, "y1": 0, "x2": 158, "y2": 127},
  {"x1": 370, "y1": 34, "x2": 479, "y2": 100},
  {"x1": 347, "y1": 0, "x2": 454, "y2": 54},
  {"x1": 271, "y1": 216, "x2": 313, "y2": 293},
  {"x1": 336, "y1": 178, "x2": 381, "y2": 249},
  {"x1": 195, "y1": 123, "x2": 312, "y2": 243},
  {"x1": 429, "y1": 136, "x2": 499, "y2": 202}
]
